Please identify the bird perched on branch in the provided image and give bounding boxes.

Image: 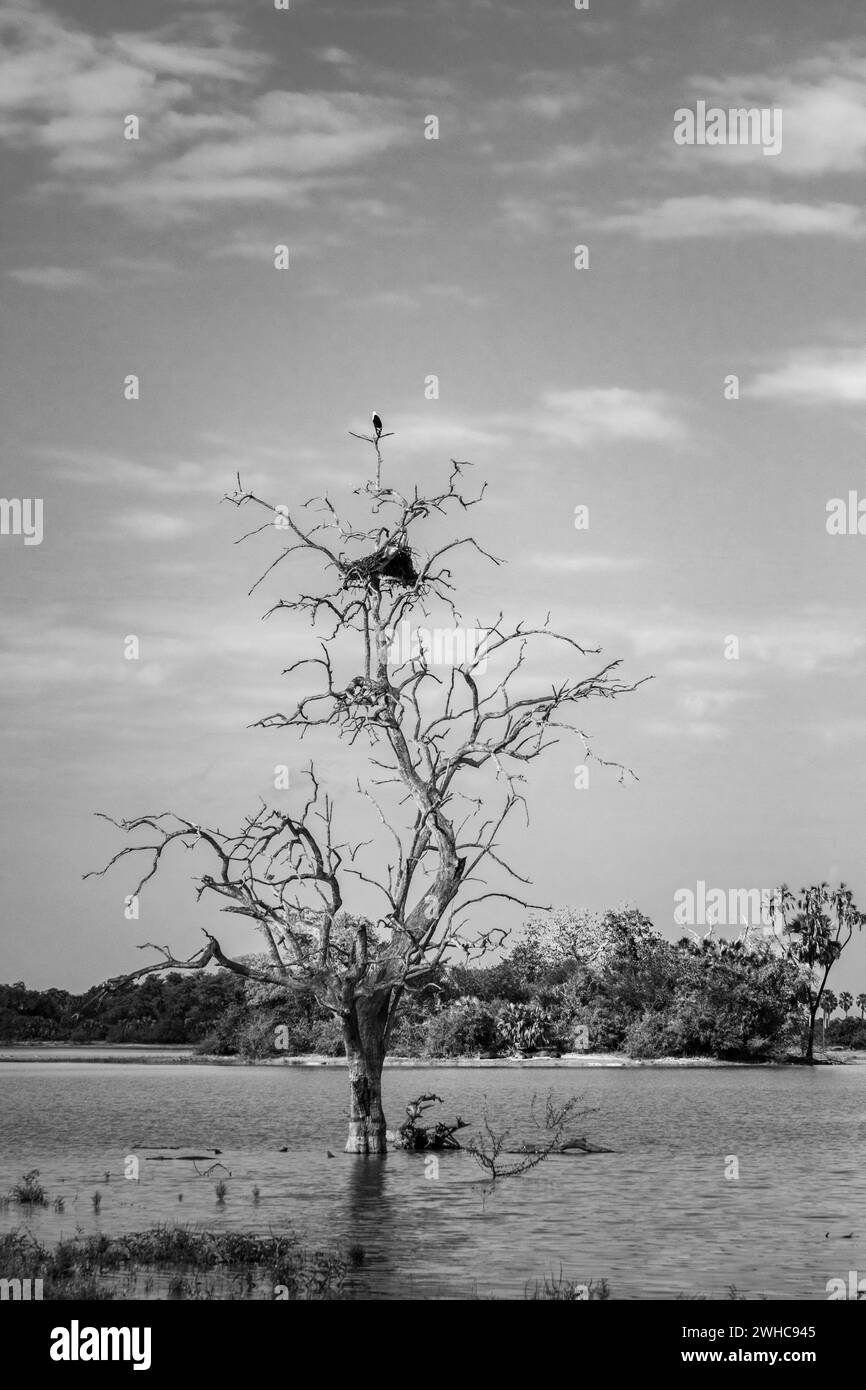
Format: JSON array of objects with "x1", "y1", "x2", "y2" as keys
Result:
[{"x1": 372, "y1": 412, "x2": 383, "y2": 439}]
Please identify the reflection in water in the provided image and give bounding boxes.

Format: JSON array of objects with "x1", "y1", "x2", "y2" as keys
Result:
[{"x1": 343, "y1": 1150, "x2": 394, "y2": 1290}]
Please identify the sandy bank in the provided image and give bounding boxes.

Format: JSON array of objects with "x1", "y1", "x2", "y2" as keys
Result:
[{"x1": 2, "y1": 1046, "x2": 863, "y2": 1067}]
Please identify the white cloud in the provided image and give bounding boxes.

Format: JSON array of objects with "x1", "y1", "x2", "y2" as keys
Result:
[
  {"x1": 750, "y1": 348, "x2": 866, "y2": 403},
  {"x1": 600, "y1": 196, "x2": 866, "y2": 240},
  {"x1": 643, "y1": 718, "x2": 727, "y2": 741},
  {"x1": 370, "y1": 388, "x2": 683, "y2": 463},
  {"x1": 675, "y1": 689, "x2": 748, "y2": 719},
  {"x1": 689, "y1": 44, "x2": 866, "y2": 177},
  {"x1": 749, "y1": 624, "x2": 866, "y2": 675},
  {"x1": 0, "y1": 5, "x2": 408, "y2": 222},
  {"x1": 39, "y1": 447, "x2": 221, "y2": 497},
  {"x1": 519, "y1": 93, "x2": 586, "y2": 121},
  {"x1": 115, "y1": 512, "x2": 198, "y2": 541},
  {"x1": 315, "y1": 47, "x2": 356, "y2": 68},
  {"x1": 6, "y1": 265, "x2": 95, "y2": 288},
  {"x1": 530, "y1": 553, "x2": 643, "y2": 573},
  {"x1": 534, "y1": 388, "x2": 685, "y2": 447},
  {"x1": 86, "y1": 93, "x2": 409, "y2": 220},
  {"x1": 386, "y1": 414, "x2": 507, "y2": 456}
]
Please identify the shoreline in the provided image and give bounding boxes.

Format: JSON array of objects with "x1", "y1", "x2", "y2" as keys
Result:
[{"x1": 1, "y1": 1046, "x2": 863, "y2": 1067}]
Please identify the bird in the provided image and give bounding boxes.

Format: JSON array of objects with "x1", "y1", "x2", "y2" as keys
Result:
[
  {"x1": 326, "y1": 1150, "x2": 335, "y2": 1158},
  {"x1": 372, "y1": 412, "x2": 383, "y2": 439}
]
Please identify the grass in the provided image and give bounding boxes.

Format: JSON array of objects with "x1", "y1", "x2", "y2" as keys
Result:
[
  {"x1": 10, "y1": 1169, "x2": 48, "y2": 1206},
  {"x1": 525, "y1": 1272, "x2": 610, "y2": 1301},
  {"x1": 0, "y1": 1226, "x2": 350, "y2": 1301}
]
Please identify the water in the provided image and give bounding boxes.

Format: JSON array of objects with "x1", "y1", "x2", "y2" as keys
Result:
[{"x1": 1, "y1": 1061, "x2": 864, "y2": 1299}]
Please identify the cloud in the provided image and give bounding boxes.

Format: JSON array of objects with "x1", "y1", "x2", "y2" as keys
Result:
[
  {"x1": 534, "y1": 388, "x2": 685, "y2": 447},
  {"x1": 314, "y1": 47, "x2": 356, "y2": 69},
  {"x1": 351, "y1": 289, "x2": 422, "y2": 311},
  {"x1": 817, "y1": 716, "x2": 866, "y2": 746},
  {"x1": 384, "y1": 414, "x2": 507, "y2": 456},
  {"x1": 7, "y1": 258, "x2": 177, "y2": 289},
  {"x1": 86, "y1": 92, "x2": 410, "y2": 220},
  {"x1": 115, "y1": 511, "x2": 199, "y2": 541},
  {"x1": 373, "y1": 387, "x2": 684, "y2": 464},
  {"x1": 643, "y1": 718, "x2": 727, "y2": 741},
  {"x1": 629, "y1": 609, "x2": 866, "y2": 677},
  {"x1": 749, "y1": 623, "x2": 866, "y2": 675},
  {"x1": 0, "y1": 3, "x2": 259, "y2": 174},
  {"x1": 749, "y1": 348, "x2": 866, "y2": 403},
  {"x1": 375, "y1": 387, "x2": 684, "y2": 461},
  {"x1": 39, "y1": 447, "x2": 221, "y2": 496},
  {"x1": 107, "y1": 255, "x2": 177, "y2": 278},
  {"x1": 499, "y1": 194, "x2": 554, "y2": 236},
  {"x1": 519, "y1": 92, "x2": 587, "y2": 121},
  {"x1": 688, "y1": 44, "x2": 866, "y2": 177},
  {"x1": 0, "y1": 4, "x2": 409, "y2": 223},
  {"x1": 675, "y1": 689, "x2": 748, "y2": 719},
  {"x1": 530, "y1": 553, "x2": 643, "y2": 573},
  {"x1": 600, "y1": 197, "x2": 866, "y2": 240},
  {"x1": 6, "y1": 265, "x2": 96, "y2": 288}
]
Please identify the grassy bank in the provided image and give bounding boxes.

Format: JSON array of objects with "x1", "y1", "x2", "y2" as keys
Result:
[{"x1": 0, "y1": 1227, "x2": 356, "y2": 1301}]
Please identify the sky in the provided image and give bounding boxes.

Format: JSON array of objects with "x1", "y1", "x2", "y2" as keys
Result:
[{"x1": 1, "y1": 0, "x2": 865, "y2": 996}]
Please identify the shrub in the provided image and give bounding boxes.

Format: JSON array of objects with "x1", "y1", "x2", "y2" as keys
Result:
[
  {"x1": 826, "y1": 1016, "x2": 866, "y2": 1049},
  {"x1": 583, "y1": 997, "x2": 632, "y2": 1053},
  {"x1": 623, "y1": 1011, "x2": 678, "y2": 1059},
  {"x1": 424, "y1": 998, "x2": 500, "y2": 1057},
  {"x1": 309, "y1": 1016, "x2": 345, "y2": 1056},
  {"x1": 387, "y1": 990, "x2": 433, "y2": 1056},
  {"x1": 387, "y1": 1012, "x2": 427, "y2": 1056},
  {"x1": 12, "y1": 1170, "x2": 48, "y2": 1206},
  {"x1": 496, "y1": 1001, "x2": 552, "y2": 1053},
  {"x1": 235, "y1": 1014, "x2": 282, "y2": 1059}
]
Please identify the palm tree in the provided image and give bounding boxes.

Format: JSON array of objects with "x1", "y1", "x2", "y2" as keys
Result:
[
  {"x1": 856, "y1": 993, "x2": 866, "y2": 1020},
  {"x1": 839, "y1": 991, "x2": 853, "y2": 1018}
]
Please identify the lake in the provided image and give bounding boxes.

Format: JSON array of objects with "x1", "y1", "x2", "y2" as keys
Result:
[{"x1": 0, "y1": 1061, "x2": 863, "y2": 1299}]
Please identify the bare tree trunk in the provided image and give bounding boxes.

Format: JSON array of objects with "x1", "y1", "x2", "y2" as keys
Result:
[
  {"x1": 805, "y1": 1002, "x2": 819, "y2": 1063},
  {"x1": 343, "y1": 996, "x2": 389, "y2": 1154}
]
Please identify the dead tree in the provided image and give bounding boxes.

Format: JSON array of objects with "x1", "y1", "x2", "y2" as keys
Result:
[{"x1": 87, "y1": 427, "x2": 647, "y2": 1153}]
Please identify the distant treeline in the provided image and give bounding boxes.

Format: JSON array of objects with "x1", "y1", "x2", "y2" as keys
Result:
[
  {"x1": 0, "y1": 974, "x2": 242, "y2": 1046},
  {"x1": 4, "y1": 907, "x2": 865, "y2": 1059}
]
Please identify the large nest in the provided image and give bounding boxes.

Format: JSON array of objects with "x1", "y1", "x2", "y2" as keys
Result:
[{"x1": 340, "y1": 542, "x2": 418, "y2": 590}]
